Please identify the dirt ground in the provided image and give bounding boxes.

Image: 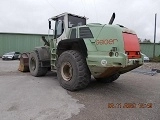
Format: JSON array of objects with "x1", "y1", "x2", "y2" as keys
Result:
[{"x1": 0, "y1": 59, "x2": 160, "y2": 120}]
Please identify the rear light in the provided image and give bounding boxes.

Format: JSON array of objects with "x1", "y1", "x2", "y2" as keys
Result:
[
  {"x1": 115, "y1": 52, "x2": 119, "y2": 57},
  {"x1": 109, "y1": 51, "x2": 114, "y2": 57}
]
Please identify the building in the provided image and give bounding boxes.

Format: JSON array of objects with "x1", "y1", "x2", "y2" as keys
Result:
[
  {"x1": 0, "y1": 32, "x2": 51, "y2": 57},
  {"x1": 140, "y1": 43, "x2": 160, "y2": 58},
  {"x1": 0, "y1": 32, "x2": 160, "y2": 58}
]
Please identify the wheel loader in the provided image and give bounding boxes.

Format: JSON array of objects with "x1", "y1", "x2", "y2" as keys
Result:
[{"x1": 19, "y1": 12, "x2": 144, "y2": 91}]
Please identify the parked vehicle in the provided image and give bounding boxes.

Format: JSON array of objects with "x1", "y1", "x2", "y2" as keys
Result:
[
  {"x1": 2, "y1": 52, "x2": 21, "y2": 60},
  {"x1": 142, "y1": 53, "x2": 149, "y2": 62},
  {"x1": 19, "y1": 12, "x2": 144, "y2": 91}
]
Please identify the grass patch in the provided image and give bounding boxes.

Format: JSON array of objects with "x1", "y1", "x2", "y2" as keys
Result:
[{"x1": 150, "y1": 56, "x2": 160, "y2": 62}]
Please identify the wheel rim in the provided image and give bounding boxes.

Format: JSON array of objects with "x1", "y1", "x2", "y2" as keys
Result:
[
  {"x1": 61, "y1": 62, "x2": 73, "y2": 81},
  {"x1": 30, "y1": 57, "x2": 36, "y2": 71}
]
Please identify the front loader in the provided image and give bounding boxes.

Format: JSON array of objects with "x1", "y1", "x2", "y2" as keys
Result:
[{"x1": 19, "y1": 12, "x2": 144, "y2": 91}]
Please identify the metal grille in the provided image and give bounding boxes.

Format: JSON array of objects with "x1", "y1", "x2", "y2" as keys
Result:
[{"x1": 79, "y1": 27, "x2": 93, "y2": 38}]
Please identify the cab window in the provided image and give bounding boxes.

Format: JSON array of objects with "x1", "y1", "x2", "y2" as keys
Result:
[
  {"x1": 68, "y1": 14, "x2": 86, "y2": 28},
  {"x1": 55, "y1": 16, "x2": 64, "y2": 38}
]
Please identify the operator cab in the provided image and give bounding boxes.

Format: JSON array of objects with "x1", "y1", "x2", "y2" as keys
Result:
[{"x1": 49, "y1": 12, "x2": 87, "y2": 43}]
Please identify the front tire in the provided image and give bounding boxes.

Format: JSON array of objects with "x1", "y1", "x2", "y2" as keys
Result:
[
  {"x1": 29, "y1": 51, "x2": 48, "y2": 77},
  {"x1": 57, "y1": 50, "x2": 91, "y2": 91}
]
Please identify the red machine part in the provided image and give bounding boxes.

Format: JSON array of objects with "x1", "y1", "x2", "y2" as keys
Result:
[{"x1": 123, "y1": 33, "x2": 141, "y2": 59}]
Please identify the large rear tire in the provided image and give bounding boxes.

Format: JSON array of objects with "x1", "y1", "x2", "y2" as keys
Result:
[
  {"x1": 95, "y1": 73, "x2": 120, "y2": 83},
  {"x1": 57, "y1": 50, "x2": 91, "y2": 91},
  {"x1": 29, "y1": 51, "x2": 48, "y2": 77}
]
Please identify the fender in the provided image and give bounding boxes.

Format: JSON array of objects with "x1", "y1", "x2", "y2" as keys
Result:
[
  {"x1": 35, "y1": 46, "x2": 50, "y2": 61},
  {"x1": 34, "y1": 46, "x2": 51, "y2": 67},
  {"x1": 57, "y1": 38, "x2": 88, "y2": 58}
]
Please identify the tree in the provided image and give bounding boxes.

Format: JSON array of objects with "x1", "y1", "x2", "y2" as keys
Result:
[{"x1": 142, "y1": 39, "x2": 151, "y2": 43}]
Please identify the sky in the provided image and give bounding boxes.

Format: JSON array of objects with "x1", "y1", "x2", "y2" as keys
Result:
[{"x1": 0, "y1": 0, "x2": 160, "y2": 42}]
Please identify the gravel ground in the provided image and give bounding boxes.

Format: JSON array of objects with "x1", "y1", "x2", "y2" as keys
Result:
[
  {"x1": 0, "y1": 59, "x2": 84, "y2": 120},
  {"x1": 68, "y1": 63, "x2": 160, "y2": 120},
  {"x1": 139, "y1": 62, "x2": 160, "y2": 70},
  {"x1": 0, "y1": 59, "x2": 159, "y2": 120}
]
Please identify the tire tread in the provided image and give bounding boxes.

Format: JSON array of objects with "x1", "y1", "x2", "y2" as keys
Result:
[
  {"x1": 57, "y1": 50, "x2": 91, "y2": 91},
  {"x1": 29, "y1": 50, "x2": 48, "y2": 77}
]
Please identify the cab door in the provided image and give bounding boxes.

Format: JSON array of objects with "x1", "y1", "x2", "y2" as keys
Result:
[{"x1": 54, "y1": 16, "x2": 67, "y2": 44}]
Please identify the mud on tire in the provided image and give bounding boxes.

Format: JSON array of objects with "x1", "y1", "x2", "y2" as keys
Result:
[
  {"x1": 57, "y1": 50, "x2": 91, "y2": 91},
  {"x1": 29, "y1": 51, "x2": 48, "y2": 77}
]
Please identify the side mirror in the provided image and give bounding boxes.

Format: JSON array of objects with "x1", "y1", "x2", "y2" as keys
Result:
[{"x1": 49, "y1": 21, "x2": 51, "y2": 29}]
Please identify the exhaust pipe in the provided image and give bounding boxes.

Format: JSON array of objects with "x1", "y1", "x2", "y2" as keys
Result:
[{"x1": 108, "y1": 13, "x2": 115, "y2": 25}]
